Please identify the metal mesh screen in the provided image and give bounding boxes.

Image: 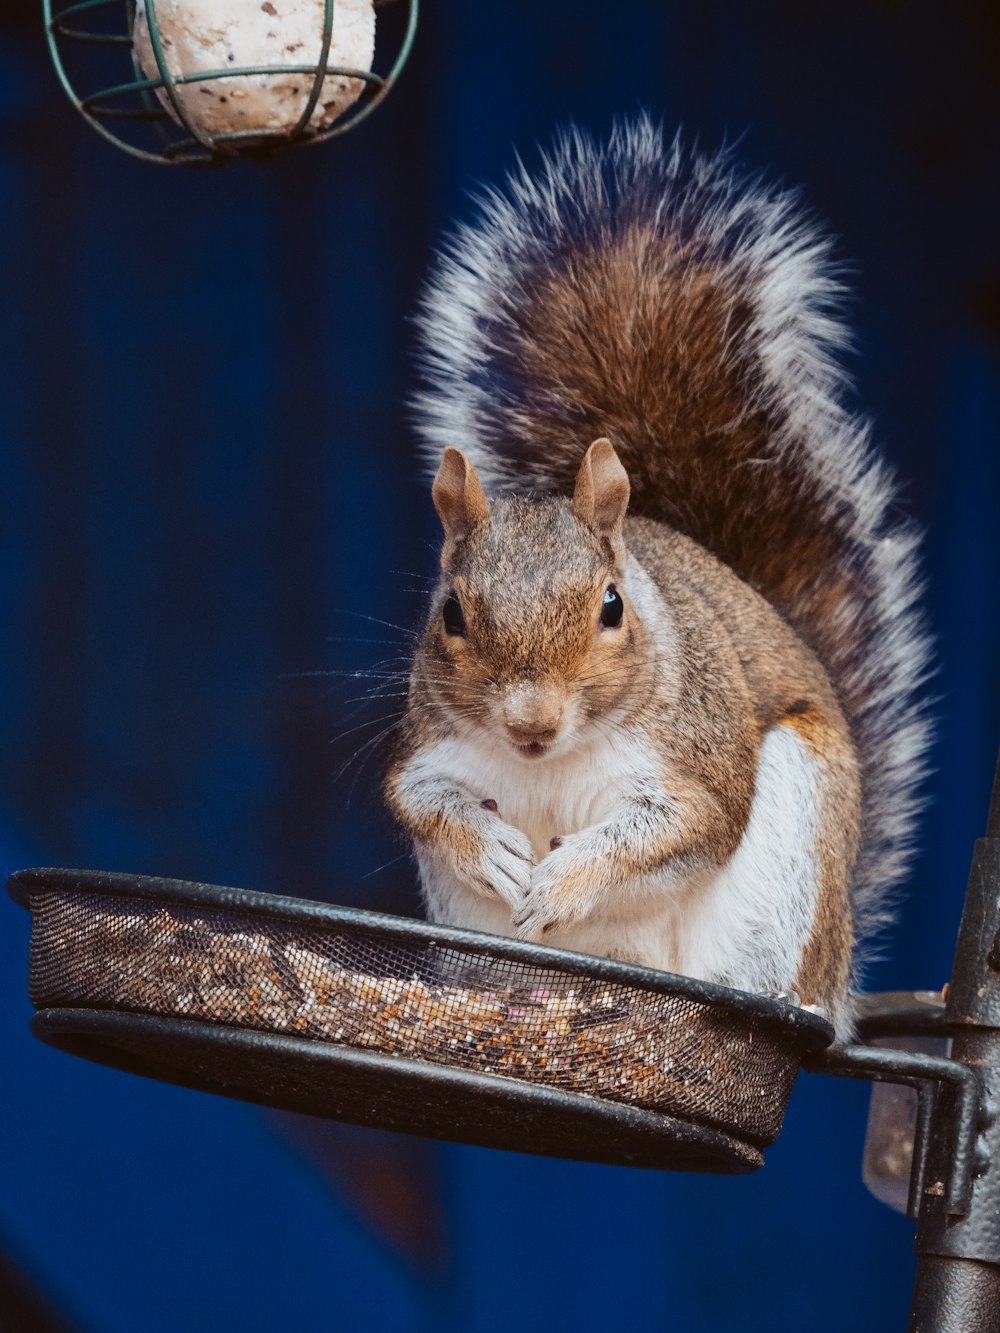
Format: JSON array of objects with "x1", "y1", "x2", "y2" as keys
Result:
[{"x1": 27, "y1": 890, "x2": 803, "y2": 1145}]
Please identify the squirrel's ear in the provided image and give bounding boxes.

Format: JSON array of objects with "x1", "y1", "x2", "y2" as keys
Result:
[
  {"x1": 432, "y1": 447, "x2": 489, "y2": 565},
  {"x1": 573, "y1": 438, "x2": 630, "y2": 566}
]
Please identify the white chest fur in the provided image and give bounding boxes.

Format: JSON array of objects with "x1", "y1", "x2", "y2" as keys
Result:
[
  {"x1": 420, "y1": 727, "x2": 650, "y2": 860},
  {"x1": 412, "y1": 720, "x2": 828, "y2": 1023}
]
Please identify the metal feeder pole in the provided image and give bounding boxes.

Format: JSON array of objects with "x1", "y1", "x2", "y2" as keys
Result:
[{"x1": 908, "y1": 752, "x2": 1000, "y2": 1331}]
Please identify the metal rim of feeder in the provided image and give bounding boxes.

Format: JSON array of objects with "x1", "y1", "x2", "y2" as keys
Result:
[
  {"x1": 9, "y1": 866, "x2": 835, "y2": 1174},
  {"x1": 43, "y1": 0, "x2": 418, "y2": 165}
]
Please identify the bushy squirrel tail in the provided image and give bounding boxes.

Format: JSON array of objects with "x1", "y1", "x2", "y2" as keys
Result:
[{"x1": 412, "y1": 116, "x2": 931, "y2": 959}]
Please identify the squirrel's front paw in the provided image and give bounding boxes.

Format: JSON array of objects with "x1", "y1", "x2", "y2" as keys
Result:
[
  {"x1": 455, "y1": 810, "x2": 535, "y2": 912},
  {"x1": 512, "y1": 838, "x2": 603, "y2": 940}
]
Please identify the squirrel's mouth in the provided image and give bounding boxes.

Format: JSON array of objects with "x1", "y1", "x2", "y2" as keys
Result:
[{"x1": 514, "y1": 740, "x2": 551, "y2": 759}]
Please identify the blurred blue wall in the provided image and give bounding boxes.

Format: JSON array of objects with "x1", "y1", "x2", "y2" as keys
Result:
[{"x1": 1, "y1": 2, "x2": 998, "y2": 1329}]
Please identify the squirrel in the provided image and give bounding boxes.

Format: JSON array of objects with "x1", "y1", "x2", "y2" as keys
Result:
[{"x1": 384, "y1": 118, "x2": 930, "y2": 1040}]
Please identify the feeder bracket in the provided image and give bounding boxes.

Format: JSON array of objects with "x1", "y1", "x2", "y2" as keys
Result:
[
  {"x1": 803, "y1": 751, "x2": 1000, "y2": 1331},
  {"x1": 803, "y1": 1037, "x2": 981, "y2": 1220},
  {"x1": 906, "y1": 821, "x2": 1000, "y2": 1330}
]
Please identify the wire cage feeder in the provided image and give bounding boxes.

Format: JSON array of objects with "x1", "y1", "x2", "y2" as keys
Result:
[{"x1": 44, "y1": 0, "x2": 418, "y2": 165}]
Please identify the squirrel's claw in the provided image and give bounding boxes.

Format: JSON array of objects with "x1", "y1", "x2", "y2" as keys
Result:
[
  {"x1": 513, "y1": 842, "x2": 601, "y2": 940},
  {"x1": 472, "y1": 817, "x2": 534, "y2": 911},
  {"x1": 511, "y1": 902, "x2": 546, "y2": 939}
]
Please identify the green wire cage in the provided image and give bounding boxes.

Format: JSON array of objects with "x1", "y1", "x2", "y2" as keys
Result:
[{"x1": 44, "y1": 0, "x2": 418, "y2": 165}]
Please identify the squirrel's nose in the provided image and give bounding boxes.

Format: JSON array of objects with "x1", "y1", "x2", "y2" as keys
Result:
[
  {"x1": 506, "y1": 723, "x2": 559, "y2": 746},
  {"x1": 502, "y1": 685, "x2": 564, "y2": 744}
]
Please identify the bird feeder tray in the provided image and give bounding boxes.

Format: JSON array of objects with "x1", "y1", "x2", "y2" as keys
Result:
[{"x1": 8, "y1": 868, "x2": 832, "y2": 1172}]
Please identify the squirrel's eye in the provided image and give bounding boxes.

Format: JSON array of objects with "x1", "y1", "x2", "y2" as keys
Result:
[
  {"x1": 442, "y1": 591, "x2": 466, "y2": 637},
  {"x1": 600, "y1": 585, "x2": 624, "y2": 629}
]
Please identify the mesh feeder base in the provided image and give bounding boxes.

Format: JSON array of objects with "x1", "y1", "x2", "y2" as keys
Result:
[{"x1": 8, "y1": 868, "x2": 833, "y2": 1173}]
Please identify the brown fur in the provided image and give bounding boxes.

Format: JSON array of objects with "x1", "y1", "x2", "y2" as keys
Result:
[
  {"x1": 481, "y1": 226, "x2": 878, "y2": 840},
  {"x1": 506, "y1": 231, "x2": 849, "y2": 651}
]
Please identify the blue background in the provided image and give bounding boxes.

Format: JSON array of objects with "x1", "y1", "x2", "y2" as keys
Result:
[{"x1": 1, "y1": 2, "x2": 998, "y2": 1329}]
